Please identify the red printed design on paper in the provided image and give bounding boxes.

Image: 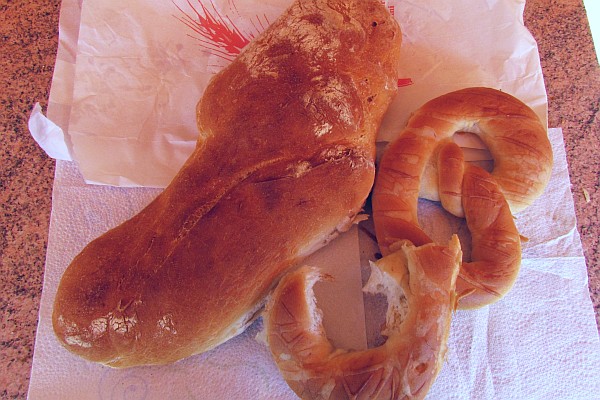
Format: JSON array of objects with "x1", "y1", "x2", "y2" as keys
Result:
[
  {"x1": 174, "y1": 0, "x2": 269, "y2": 61},
  {"x1": 397, "y1": 78, "x2": 414, "y2": 87},
  {"x1": 380, "y1": 0, "x2": 395, "y2": 16}
]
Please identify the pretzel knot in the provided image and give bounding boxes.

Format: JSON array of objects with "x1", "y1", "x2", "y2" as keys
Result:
[{"x1": 373, "y1": 87, "x2": 553, "y2": 309}]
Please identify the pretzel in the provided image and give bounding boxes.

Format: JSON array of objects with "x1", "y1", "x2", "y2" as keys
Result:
[
  {"x1": 264, "y1": 237, "x2": 461, "y2": 400},
  {"x1": 372, "y1": 87, "x2": 553, "y2": 308}
]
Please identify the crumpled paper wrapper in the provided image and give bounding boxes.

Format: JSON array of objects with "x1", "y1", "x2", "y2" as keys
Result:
[
  {"x1": 32, "y1": 0, "x2": 547, "y2": 187},
  {"x1": 28, "y1": 0, "x2": 600, "y2": 399}
]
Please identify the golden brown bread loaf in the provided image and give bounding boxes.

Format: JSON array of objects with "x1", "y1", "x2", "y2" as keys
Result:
[
  {"x1": 264, "y1": 237, "x2": 461, "y2": 400},
  {"x1": 52, "y1": 0, "x2": 401, "y2": 367}
]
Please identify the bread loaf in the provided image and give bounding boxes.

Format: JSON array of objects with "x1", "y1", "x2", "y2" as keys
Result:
[{"x1": 52, "y1": 0, "x2": 401, "y2": 368}]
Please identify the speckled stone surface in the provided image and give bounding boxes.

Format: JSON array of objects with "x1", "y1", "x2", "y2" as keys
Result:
[
  {"x1": 0, "y1": 0, "x2": 598, "y2": 398},
  {"x1": 1, "y1": 2, "x2": 60, "y2": 399},
  {"x1": 524, "y1": 0, "x2": 600, "y2": 331}
]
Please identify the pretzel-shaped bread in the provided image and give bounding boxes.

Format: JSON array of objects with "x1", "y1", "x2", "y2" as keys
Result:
[
  {"x1": 372, "y1": 87, "x2": 553, "y2": 308},
  {"x1": 406, "y1": 87, "x2": 553, "y2": 215},
  {"x1": 264, "y1": 237, "x2": 461, "y2": 400}
]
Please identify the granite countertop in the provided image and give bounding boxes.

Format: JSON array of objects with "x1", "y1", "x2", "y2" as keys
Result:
[{"x1": 1, "y1": 0, "x2": 598, "y2": 398}]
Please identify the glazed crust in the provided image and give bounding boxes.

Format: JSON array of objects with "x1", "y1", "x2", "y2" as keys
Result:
[{"x1": 52, "y1": 0, "x2": 401, "y2": 368}]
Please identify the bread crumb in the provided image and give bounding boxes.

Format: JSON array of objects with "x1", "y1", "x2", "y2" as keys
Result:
[{"x1": 583, "y1": 188, "x2": 591, "y2": 203}]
